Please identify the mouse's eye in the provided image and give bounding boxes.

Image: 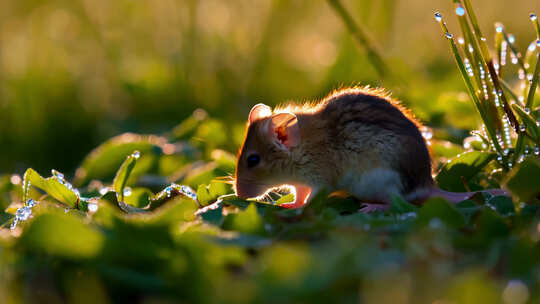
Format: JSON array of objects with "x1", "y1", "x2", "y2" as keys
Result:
[{"x1": 247, "y1": 154, "x2": 261, "y2": 168}]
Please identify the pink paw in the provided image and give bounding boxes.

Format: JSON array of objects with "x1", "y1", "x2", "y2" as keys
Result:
[{"x1": 359, "y1": 203, "x2": 389, "y2": 213}]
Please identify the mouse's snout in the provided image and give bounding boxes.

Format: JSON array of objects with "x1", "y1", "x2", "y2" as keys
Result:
[{"x1": 235, "y1": 180, "x2": 267, "y2": 199}]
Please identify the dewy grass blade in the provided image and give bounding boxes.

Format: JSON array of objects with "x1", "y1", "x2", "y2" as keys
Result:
[
  {"x1": 453, "y1": 0, "x2": 503, "y2": 134},
  {"x1": 435, "y1": 12, "x2": 506, "y2": 164},
  {"x1": 495, "y1": 23, "x2": 504, "y2": 78},
  {"x1": 514, "y1": 13, "x2": 540, "y2": 162},
  {"x1": 526, "y1": 13, "x2": 540, "y2": 110},
  {"x1": 460, "y1": 0, "x2": 519, "y2": 131}
]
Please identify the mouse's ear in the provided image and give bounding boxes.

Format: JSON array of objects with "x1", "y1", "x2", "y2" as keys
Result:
[
  {"x1": 267, "y1": 113, "x2": 300, "y2": 149},
  {"x1": 248, "y1": 104, "x2": 272, "y2": 124}
]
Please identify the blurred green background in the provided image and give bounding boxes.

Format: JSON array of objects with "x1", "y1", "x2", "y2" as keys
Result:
[{"x1": 1, "y1": 0, "x2": 539, "y2": 174}]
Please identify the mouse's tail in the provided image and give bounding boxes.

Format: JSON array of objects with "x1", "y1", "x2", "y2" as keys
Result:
[{"x1": 406, "y1": 187, "x2": 509, "y2": 204}]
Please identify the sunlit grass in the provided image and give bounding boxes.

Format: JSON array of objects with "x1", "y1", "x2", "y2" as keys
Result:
[{"x1": 436, "y1": 0, "x2": 540, "y2": 173}]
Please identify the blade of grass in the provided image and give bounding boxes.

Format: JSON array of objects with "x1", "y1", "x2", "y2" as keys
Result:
[
  {"x1": 453, "y1": 1, "x2": 502, "y2": 133},
  {"x1": 513, "y1": 14, "x2": 540, "y2": 163},
  {"x1": 526, "y1": 14, "x2": 540, "y2": 110},
  {"x1": 495, "y1": 23, "x2": 505, "y2": 78},
  {"x1": 327, "y1": 0, "x2": 389, "y2": 79}
]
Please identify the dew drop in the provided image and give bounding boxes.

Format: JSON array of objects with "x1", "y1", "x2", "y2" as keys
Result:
[
  {"x1": 525, "y1": 107, "x2": 531, "y2": 114},
  {"x1": 123, "y1": 187, "x2": 132, "y2": 197},
  {"x1": 16, "y1": 207, "x2": 31, "y2": 221},
  {"x1": 445, "y1": 32, "x2": 453, "y2": 39},
  {"x1": 429, "y1": 218, "x2": 443, "y2": 229},
  {"x1": 520, "y1": 124, "x2": 526, "y2": 132},
  {"x1": 531, "y1": 13, "x2": 538, "y2": 21},
  {"x1": 132, "y1": 151, "x2": 140, "y2": 159},
  {"x1": 511, "y1": 56, "x2": 518, "y2": 65},
  {"x1": 180, "y1": 185, "x2": 198, "y2": 201},
  {"x1": 508, "y1": 34, "x2": 515, "y2": 44},
  {"x1": 10, "y1": 199, "x2": 38, "y2": 230},
  {"x1": 535, "y1": 146, "x2": 540, "y2": 155},
  {"x1": 434, "y1": 12, "x2": 442, "y2": 22},
  {"x1": 9, "y1": 219, "x2": 18, "y2": 230},
  {"x1": 99, "y1": 187, "x2": 109, "y2": 195},
  {"x1": 420, "y1": 127, "x2": 433, "y2": 140},
  {"x1": 537, "y1": 39, "x2": 540, "y2": 47},
  {"x1": 457, "y1": 37, "x2": 465, "y2": 44},
  {"x1": 529, "y1": 42, "x2": 537, "y2": 52},
  {"x1": 65, "y1": 208, "x2": 69, "y2": 213},
  {"x1": 88, "y1": 203, "x2": 98, "y2": 213},
  {"x1": 495, "y1": 24, "x2": 504, "y2": 33},
  {"x1": 518, "y1": 69, "x2": 525, "y2": 79},
  {"x1": 455, "y1": 6, "x2": 465, "y2": 16},
  {"x1": 52, "y1": 170, "x2": 64, "y2": 180},
  {"x1": 26, "y1": 199, "x2": 36, "y2": 207},
  {"x1": 10, "y1": 174, "x2": 21, "y2": 185},
  {"x1": 503, "y1": 280, "x2": 529, "y2": 304},
  {"x1": 399, "y1": 212, "x2": 417, "y2": 221}
]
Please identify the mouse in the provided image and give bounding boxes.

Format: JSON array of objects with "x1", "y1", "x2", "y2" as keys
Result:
[{"x1": 234, "y1": 87, "x2": 507, "y2": 211}]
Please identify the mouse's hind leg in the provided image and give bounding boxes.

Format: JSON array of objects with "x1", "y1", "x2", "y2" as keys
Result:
[{"x1": 340, "y1": 168, "x2": 404, "y2": 213}]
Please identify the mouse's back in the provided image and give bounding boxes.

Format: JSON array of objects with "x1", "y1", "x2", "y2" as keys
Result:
[{"x1": 318, "y1": 88, "x2": 433, "y2": 195}]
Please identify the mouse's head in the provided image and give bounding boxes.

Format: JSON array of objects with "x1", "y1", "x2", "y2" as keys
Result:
[{"x1": 235, "y1": 103, "x2": 301, "y2": 199}]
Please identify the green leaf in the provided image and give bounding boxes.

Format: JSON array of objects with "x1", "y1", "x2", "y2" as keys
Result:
[
  {"x1": 275, "y1": 193, "x2": 295, "y2": 205},
  {"x1": 196, "y1": 181, "x2": 229, "y2": 207},
  {"x1": 124, "y1": 188, "x2": 153, "y2": 208},
  {"x1": 431, "y1": 140, "x2": 465, "y2": 158},
  {"x1": 487, "y1": 195, "x2": 515, "y2": 215},
  {"x1": 416, "y1": 198, "x2": 466, "y2": 229},
  {"x1": 145, "y1": 198, "x2": 198, "y2": 224},
  {"x1": 20, "y1": 213, "x2": 104, "y2": 259},
  {"x1": 389, "y1": 196, "x2": 418, "y2": 214},
  {"x1": 196, "y1": 184, "x2": 212, "y2": 206},
  {"x1": 222, "y1": 203, "x2": 265, "y2": 235},
  {"x1": 505, "y1": 157, "x2": 540, "y2": 202},
  {"x1": 199, "y1": 203, "x2": 224, "y2": 226},
  {"x1": 74, "y1": 133, "x2": 164, "y2": 186},
  {"x1": 436, "y1": 151, "x2": 496, "y2": 192},
  {"x1": 113, "y1": 151, "x2": 140, "y2": 203},
  {"x1": 22, "y1": 169, "x2": 79, "y2": 207},
  {"x1": 208, "y1": 181, "x2": 229, "y2": 199},
  {"x1": 169, "y1": 109, "x2": 208, "y2": 141}
]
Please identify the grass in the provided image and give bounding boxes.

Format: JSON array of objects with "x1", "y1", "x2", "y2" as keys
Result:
[{"x1": 435, "y1": 0, "x2": 540, "y2": 173}]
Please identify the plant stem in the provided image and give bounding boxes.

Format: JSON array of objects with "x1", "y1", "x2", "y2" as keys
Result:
[{"x1": 327, "y1": 0, "x2": 389, "y2": 79}]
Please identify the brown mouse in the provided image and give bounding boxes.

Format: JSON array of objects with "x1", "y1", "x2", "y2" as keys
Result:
[{"x1": 234, "y1": 87, "x2": 506, "y2": 210}]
